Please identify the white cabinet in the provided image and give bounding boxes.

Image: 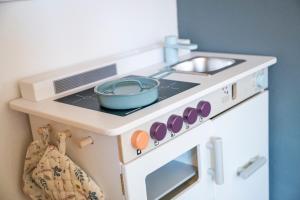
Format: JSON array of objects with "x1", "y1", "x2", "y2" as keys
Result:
[{"x1": 212, "y1": 91, "x2": 269, "y2": 200}]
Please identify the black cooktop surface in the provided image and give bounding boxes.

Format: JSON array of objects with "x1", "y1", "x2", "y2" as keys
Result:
[{"x1": 56, "y1": 76, "x2": 199, "y2": 117}]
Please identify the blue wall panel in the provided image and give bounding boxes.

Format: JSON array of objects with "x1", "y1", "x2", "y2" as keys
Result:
[{"x1": 177, "y1": 0, "x2": 300, "y2": 199}]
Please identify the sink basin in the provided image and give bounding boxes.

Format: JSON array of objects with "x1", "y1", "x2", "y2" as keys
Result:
[{"x1": 172, "y1": 56, "x2": 245, "y2": 75}]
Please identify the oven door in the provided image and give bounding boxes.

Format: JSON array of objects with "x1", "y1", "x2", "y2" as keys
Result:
[{"x1": 122, "y1": 121, "x2": 215, "y2": 200}]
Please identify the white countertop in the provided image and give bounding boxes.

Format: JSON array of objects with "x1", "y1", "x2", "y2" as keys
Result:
[{"x1": 9, "y1": 51, "x2": 276, "y2": 136}]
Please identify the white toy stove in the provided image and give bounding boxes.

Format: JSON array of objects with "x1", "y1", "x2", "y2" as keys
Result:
[{"x1": 10, "y1": 51, "x2": 276, "y2": 200}]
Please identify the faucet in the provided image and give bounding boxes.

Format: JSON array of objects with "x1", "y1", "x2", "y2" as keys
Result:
[{"x1": 164, "y1": 35, "x2": 198, "y2": 66}]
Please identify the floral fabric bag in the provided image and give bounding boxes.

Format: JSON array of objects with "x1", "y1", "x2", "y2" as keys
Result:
[
  {"x1": 23, "y1": 126, "x2": 51, "y2": 200},
  {"x1": 23, "y1": 127, "x2": 105, "y2": 200}
]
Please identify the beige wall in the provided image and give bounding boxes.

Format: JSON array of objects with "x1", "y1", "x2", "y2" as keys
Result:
[{"x1": 0, "y1": 1, "x2": 177, "y2": 199}]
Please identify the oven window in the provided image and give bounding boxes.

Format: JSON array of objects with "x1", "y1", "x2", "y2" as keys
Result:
[{"x1": 145, "y1": 146, "x2": 199, "y2": 200}]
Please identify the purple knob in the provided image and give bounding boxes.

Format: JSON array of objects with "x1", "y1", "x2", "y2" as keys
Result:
[
  {"x1": 197, "y1": 101, "x2": 211, "y2": 117},
  {"x1": 183, "y1": 107, "x2": 198, "y2": 124},
  {"x1": 167, "y1": 115, "x2": 183, "y2": 133},
  {"x1": 150, "y1": 122, "x2": 167, "y2": 141}
]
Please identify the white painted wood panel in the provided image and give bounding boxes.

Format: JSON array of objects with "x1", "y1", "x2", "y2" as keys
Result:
[{"x1": 212, "y1": 91, "x2": 269, "y2": 200}]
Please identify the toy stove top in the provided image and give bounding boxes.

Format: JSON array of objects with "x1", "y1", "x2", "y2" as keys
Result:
[{"x1": 56, "y1": 76, "x2": 199, "y2": 117}]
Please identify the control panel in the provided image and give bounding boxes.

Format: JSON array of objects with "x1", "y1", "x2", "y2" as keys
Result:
[{"x1": 119, "y1": 69, "x2": 268, "y2": 163}]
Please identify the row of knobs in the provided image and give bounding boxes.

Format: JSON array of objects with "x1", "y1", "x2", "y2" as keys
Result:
[{"x1": 131, "y1": 101, "x2": 211, "y2": 150}]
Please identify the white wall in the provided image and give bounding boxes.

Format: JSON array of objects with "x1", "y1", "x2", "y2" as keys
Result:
[{"x1": 0, "y1": 0, "x2": 177, "y2": 199}]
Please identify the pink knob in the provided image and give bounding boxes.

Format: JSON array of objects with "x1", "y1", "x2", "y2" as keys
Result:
[
  {"x1": 183, "y1": 107, "x2": 198, "y2": 124},
  {"x1": 167, "y1": 115, "x2": 183, "y2": 133},
  {"x1": 197, "y1": 101, "x2": 211, "y2": 117}
]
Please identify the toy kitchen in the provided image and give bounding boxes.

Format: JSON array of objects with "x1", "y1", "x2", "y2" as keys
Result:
[{"x1": 10, "y1": 36, "x2": 276, "y2": 200}]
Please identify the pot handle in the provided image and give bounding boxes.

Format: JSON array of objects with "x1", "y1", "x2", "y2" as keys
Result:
[{"x1": 104, "y1": 79, "x2": 144, "y2": 94}]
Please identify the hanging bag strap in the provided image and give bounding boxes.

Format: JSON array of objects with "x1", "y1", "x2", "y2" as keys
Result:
[
  {"x1": 37, "y1": 125, "x2": 51, "y2": 147},
  {"x1": 57, "y1": 131, "x2": 66, "y2": 155},
  {"x1": 55, "y1": 130, "x2": 71, "y2": 155}
]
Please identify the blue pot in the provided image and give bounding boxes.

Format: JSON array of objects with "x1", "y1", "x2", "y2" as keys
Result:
[{"x1": 94, "y1": 76, "x2": 159, "y2": 110}]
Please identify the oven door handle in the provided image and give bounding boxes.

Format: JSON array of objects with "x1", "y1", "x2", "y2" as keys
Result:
[
  {"x1": 207, "y1": 137, "x2": 224, "y2": 185},
  {"x1": 237, "y1": 156, "x2": 267, "y2": 179}
]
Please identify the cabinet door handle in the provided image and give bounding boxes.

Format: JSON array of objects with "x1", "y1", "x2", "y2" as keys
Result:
[
  {"x1": 207, "y1": 137, "x2": 224, "y2": 185},
  {"x1": 237, "y1": 156, "x2": 267, "y2": 179}
]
